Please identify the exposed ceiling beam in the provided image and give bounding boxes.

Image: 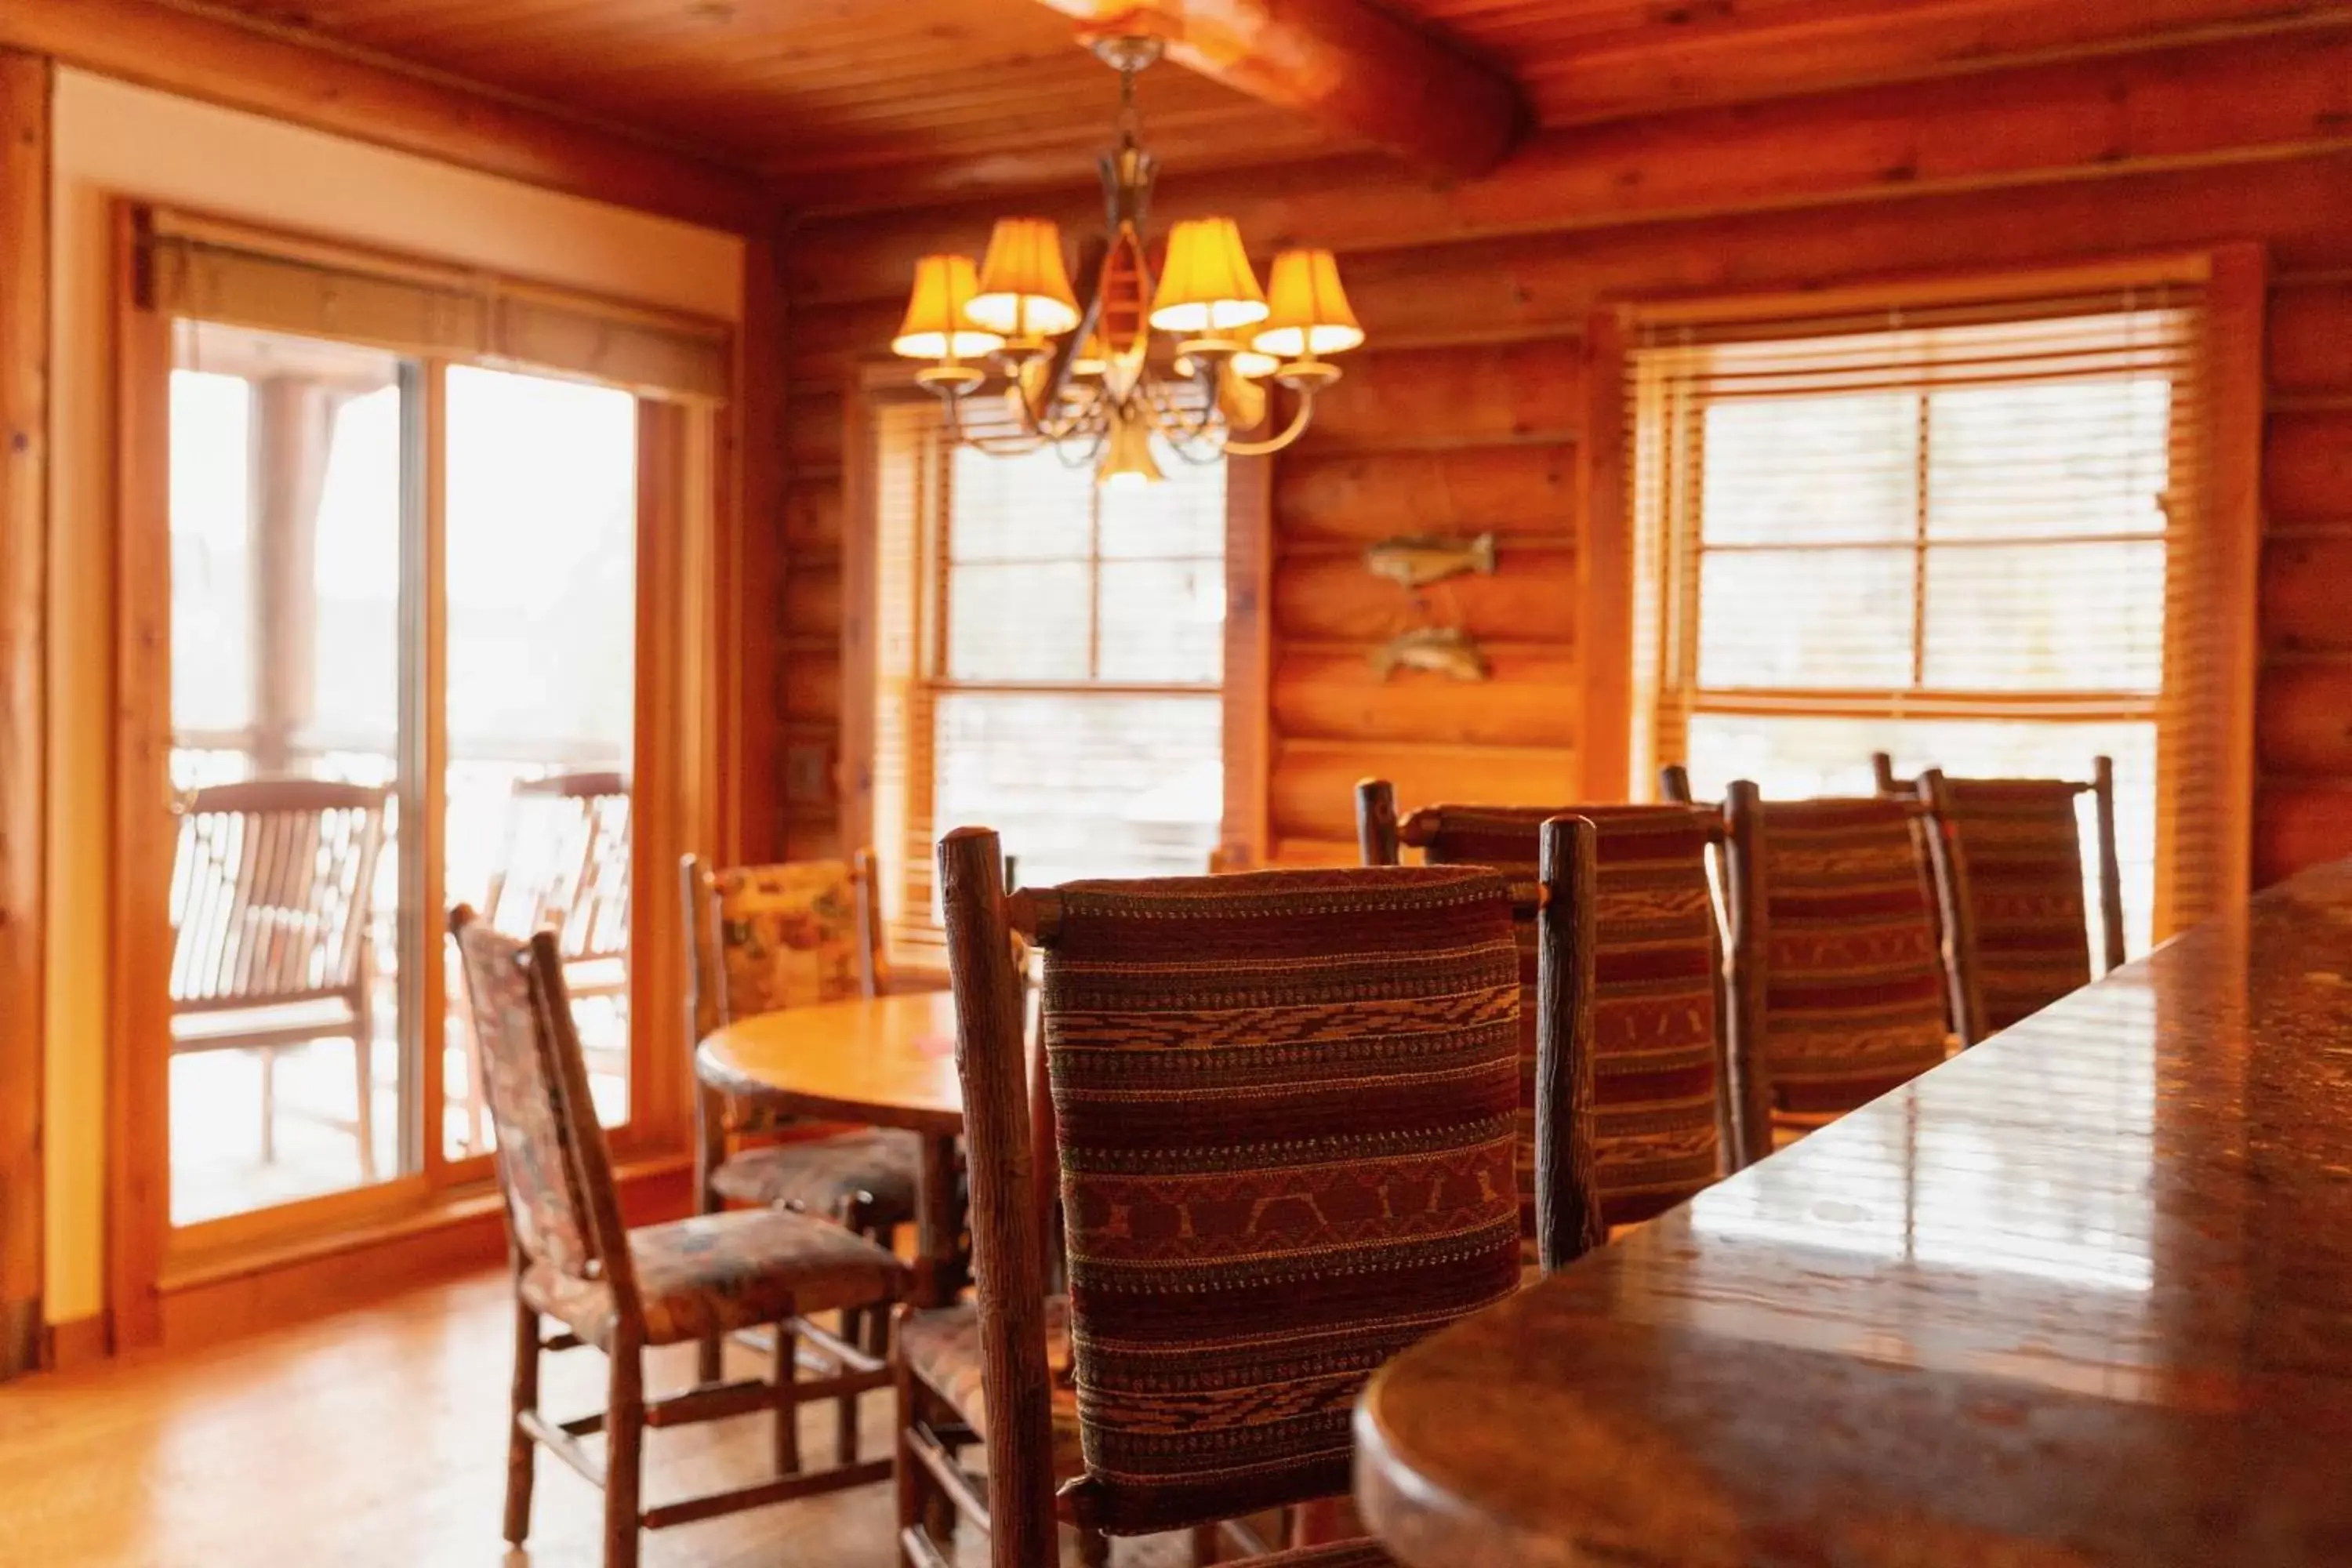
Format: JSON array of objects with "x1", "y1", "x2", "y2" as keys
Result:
[{"x1": 1033, "y1": 0, "x2": 1530, "y2": 181}]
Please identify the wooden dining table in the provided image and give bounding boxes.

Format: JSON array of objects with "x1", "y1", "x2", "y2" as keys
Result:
[
  {"x1": 695, "y1": 987, "x2": 981, "y2": 1308},
  {"x1": 1356, "y1": 858, "x2": 2352, "y2": 1567}
]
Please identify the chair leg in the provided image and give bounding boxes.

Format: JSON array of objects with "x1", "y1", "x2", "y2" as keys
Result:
[
  {"x1": 351, "y1": 1029, "x2": 376, "y2": 1185},
  {"x1": 1079, "y1": 1524, "x2": 1112, "y2": 1566},
  {"x1": 604, "y1": 1340, "x2": 644, "y2": 1568},
  {"x1": 893, "y1": 1317, "x2": 925, "y2": 1566},
  {"x1": 774, "y1": 1315, "x2": 802, "y2": 1476},
  {"x1": 259, "y1": 1046, "x2": 278, "y2": 1163},
  {"x1": 1190, "y1": 1523, "x2": 1221, "y2": 1566},
  {"x1": 836, "y1": 1198, "x2": 874, "y2": 1465},
  {"x1": 504, "y1": 1299, "x2": 540, "y2": 1546}
]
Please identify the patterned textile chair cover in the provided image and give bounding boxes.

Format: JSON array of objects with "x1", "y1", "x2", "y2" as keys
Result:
[
  {"x1": 1721, "y1": 784, "x2": 1953, "y2": 1165},
  {"x1": 1874, "y1": 753, "x2": 2127, "y2": 1044},
  {"x1": 450, "y1": 906, "x2": 905, "y2": 1568},
  {"x1": 1358, "y1": 780, "x2": 1734, "y2": 1214},
  {"x1": 900, "y1": 828, "x2": 1599, "y2": 1568},
  {"x1": 679, "y1": 851, "x2": 920, "y2": 1395}
]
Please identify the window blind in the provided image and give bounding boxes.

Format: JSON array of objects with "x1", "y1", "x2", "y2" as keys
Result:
[
  {"x1": 1629, "y1": 281, "x2": 2230, "y2": 946},
  {"x1": 869, "y1": 397, "x2": 1226, "y2": 967},
  {"x1": 138, "y1": 209, "x2": 731, "y2": 402}
]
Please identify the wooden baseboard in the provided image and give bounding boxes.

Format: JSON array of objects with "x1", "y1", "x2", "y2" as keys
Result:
[
  {"x1": 154, "y1": 1157, "x2": 692, "y2": 1356},
  {"x1": 43, "y1": 1313, "x2": 109, "y2": 1373}
]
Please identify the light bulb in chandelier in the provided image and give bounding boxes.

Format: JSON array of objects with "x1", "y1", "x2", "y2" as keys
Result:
[
  {"x1": 891, "y1": 254, "x2": 1003, "y2": 377},
  {"x1": 1097, "y1": 408, "x2": 1165, "y2": 488},
  {"x1": 1149, "y1": 217, "x2": 1269, "y2": 342},
  {"x1": 1252, "y1": 249, "x2": 1365, "y2": 360},
  {"x1": 967, "y1": 219, "x2": 1082, "y2": 343}
]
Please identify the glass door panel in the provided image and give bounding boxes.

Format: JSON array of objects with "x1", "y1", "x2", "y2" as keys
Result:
[
  {"x1": 165, "y1": 322, "x2": 413, "y2": 1225},
  {"x1": 443, "y1": 366, "x2": 639, "y2": 1157}
]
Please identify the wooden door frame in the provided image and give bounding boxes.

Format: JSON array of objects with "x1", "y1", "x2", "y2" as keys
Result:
[
  {"x1": 0, "y1": 48, "x2": 51, "y2": 1380},
  {"x1": 105, "y1": 204, "x2": 728, "y2": 1347}
]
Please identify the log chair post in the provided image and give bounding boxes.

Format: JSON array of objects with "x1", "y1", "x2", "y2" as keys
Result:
[
  {"x1": 1722, "y1": 782, "x2": 1775, "y2": 1170},
  {"x1": 936, "y1": 826, "x2": 1059, "y2": 1568},
  {"x1": 1535, "y1": 815, "x2": 1604, "y2": 1272},
  {"x1": 2092, "y1": 755, "x2": 2127, "y2": 975},
  {"x1": 1356, "y1": 778, "x2": 1402, "y2": 866}
]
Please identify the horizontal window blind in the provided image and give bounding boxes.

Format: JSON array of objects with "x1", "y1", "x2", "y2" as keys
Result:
[
  {"x1": 870, "y1": 398, "x2": 1226, "y2": 967},
  {"x1": 1631, "y1": 281, "x2": 2223, "y2": 947},
  {"x1": 139, "y1": 209, "x2": 731, "y2": 402}
]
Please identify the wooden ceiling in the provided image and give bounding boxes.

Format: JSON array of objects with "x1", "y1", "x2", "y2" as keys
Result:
[{"x1": 161, "y1": 0, "x2": 2348, "y2": 210}]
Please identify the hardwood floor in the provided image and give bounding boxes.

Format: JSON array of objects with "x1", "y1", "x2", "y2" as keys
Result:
[{"x1": 0, "y1": 1269, "x2": 1189, "y2": 1566}]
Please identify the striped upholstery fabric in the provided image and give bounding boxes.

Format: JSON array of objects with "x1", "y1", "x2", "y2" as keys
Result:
[
  {"x1": 1941, "y1": 779, "x2": 2094, "y2": 1032},
  {"x1": 1754, "y1": 800, "x2": 1950, "y2": 1114},
  {"x1": 1418, "y1": 804, "x2": 1724, "y2": 1229},
  {"x1": 1044, "y1": 867, "x2": 1524, "y2": 1535}
]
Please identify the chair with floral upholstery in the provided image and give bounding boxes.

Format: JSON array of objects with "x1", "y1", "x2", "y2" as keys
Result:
[
  {"x1": 900, "y1": 823, "x2": 1600, "y2": 1568},
  {"x1": 451, "y1": 906, "x2": 906, "y2": 1568},
  {"x1": 1718, "y1": 782, "x2": 1955, "y2": 1166},
  {"x1": 1359, "y1": 778, "x2": 1742, "y2": 1203},
  {"x1": 679, "y1": 852, "x2": 922, "y2": 1418}
]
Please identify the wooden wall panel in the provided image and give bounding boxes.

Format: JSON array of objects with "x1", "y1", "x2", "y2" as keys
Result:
[
  {"x1": 783, "y1": 53, "x2": 2352, "y2": 884},
  {"x1": 2264, "y1": 410, "x2": 2352, "y2": 524},
  {"x1": 2260, "y1": 533, "x2": 2352, "y2": 655}
]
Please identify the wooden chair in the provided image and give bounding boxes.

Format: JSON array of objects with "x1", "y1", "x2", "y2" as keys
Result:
[
  {"x1": 168, "y1": 779, "x2": 390, "y2": 1179},
  {"x1": 449, "y1": 906, "x2": 906, "y2": 1568},
  {"x1": 485, "y1": 769, "x2": 633, "y2": 999},
  {"x1": 455, "y1": 770, "x2": 633, "y2": 1154},
  {"x1": 679, "y1": 851, "x2": 921, "y2": 1431},
  {"x1": 1358, "y1": 778, "x2": 1740, "y2": 1196},
  {"x1": 903, "y1": 826, "x2": 1601, "y2": 1568},
  {"x1": 1872, "y1": 752, "x2": 2127, "y2": 1044},
  {"x1": 1718, "y1": 782, "x2": 1954, "y2": 1166}
]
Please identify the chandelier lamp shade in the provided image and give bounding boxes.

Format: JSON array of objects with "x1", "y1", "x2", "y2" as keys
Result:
[{"x1": 887, "y1": 35, "x2": 1366, "y2": 485}]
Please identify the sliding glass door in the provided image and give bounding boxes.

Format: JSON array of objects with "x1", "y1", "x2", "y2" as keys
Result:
[{"x1": 160, "y1": 331, "x2": 642, "y2": 1232}]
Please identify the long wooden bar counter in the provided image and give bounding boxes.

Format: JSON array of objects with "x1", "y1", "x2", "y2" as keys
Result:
[{"x1": 1357, "y1": 859, "x2": 2352, "y2": 1566}]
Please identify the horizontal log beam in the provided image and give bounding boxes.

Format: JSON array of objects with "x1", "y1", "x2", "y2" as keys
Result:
[
  {"x1": 2263, "y1": 536, "x2": 2352, "y2": 656},
  {"x1": 0, "y1": 0, "x2": 768, "y2": 232},
  {"x1": 1271, "y1": 739, "x2": 1577, "y2": 843},
  {"x1": 1033, "y1": 0, "x2": 1527, "y2": 180},
  {"x1": 787, "y1": 25, "x2": 2352, "y2": 281},
  {"x1": 2254, "y1": 781, "x2": 2352, "y2": 887}
]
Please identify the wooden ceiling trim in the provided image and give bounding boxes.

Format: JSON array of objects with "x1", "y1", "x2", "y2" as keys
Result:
[
  {"x1": 4, "y1": 0, "x2": 770, "y2": 231},
  {"x1": 785, "y1": 24, "x2": 2352, "y2": 292},
  {"x1": 1498, "y1": 0, "x2": 2352, "y2": 125},
  {"x1": 1033, "y1": 0, "x2": 1528, "y2": 177}
]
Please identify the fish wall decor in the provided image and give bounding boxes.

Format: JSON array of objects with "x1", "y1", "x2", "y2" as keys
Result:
[
  {"x1": 1363, "y1": 532, "x2": 1497, "y2": 590},
  {"x1": 1374, "y1": 626, "x2": 1491, "y2": 682}
]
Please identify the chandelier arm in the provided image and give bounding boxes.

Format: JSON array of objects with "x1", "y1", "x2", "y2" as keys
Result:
[
  {"x1": 1138, "y1": 377, "x2": 1224, "y2": 445},
  {"x1": 1218, "y1": 392, "x2": 1318, "y2": 457}
]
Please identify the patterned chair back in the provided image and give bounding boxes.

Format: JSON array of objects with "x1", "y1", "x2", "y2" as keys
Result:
[
  {"x1": 450, "y1": 906, "x2": 633, "y2": 1300},
  {"x1": 1385, "y1": 794, "x2": 1729, "y2": 1227},
  {"x1": 941, "y1": 835, "x2": 1539, "y2": 1545},
  {"x1": 680, "y1": 852, "x2": 882, "y2": 1043},
  {"x1": 1900, "y1": 762, "x2": 2122, "y2": 1044},
  {"x1": 1722, "y1": 786, "x2": 1950, "y2": 1161}
]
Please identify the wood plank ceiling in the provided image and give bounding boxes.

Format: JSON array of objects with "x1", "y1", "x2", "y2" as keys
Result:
[{"x1": 170, "y1": 0, "x2": 2342, "y2": 209}]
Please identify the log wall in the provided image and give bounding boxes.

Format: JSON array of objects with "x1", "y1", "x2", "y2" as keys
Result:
[{"x1": 774, "y1": 27, "x2": 2352, "y2": 883}]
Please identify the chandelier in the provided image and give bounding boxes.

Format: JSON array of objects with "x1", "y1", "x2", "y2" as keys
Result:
[{"x1": 889, "y1": 35, "x2": 1366, "y2": 486}]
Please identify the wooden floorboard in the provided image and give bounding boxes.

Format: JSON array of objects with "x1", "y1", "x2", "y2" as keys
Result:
[{"x1": 0, "y1": 1270, "x2": 1195, "y2": 1566}]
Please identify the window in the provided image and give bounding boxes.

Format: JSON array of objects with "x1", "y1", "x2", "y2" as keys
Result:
[
  {"x1": 1629, "y1": 280, "x2": 2238, "y2": 952},
  {"x1": 870, "y1": 404, "x2": 1227, "y2": 962}
]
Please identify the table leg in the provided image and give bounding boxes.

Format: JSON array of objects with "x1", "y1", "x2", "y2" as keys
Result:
[{"x1": 913, "y1": 1132, "x2": 962, "y2": 1308}]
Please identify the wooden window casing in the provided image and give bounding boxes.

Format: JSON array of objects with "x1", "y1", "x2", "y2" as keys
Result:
[
  {"x1": 1607, "y1": 252, "x2": 2263, "y2": 948},
  {"x1": 849, "y1": 387, "x2": 1271, "y2": 973},
  {"x1": 107, "y1": 205, "x2": 728, "y2": 1341}
]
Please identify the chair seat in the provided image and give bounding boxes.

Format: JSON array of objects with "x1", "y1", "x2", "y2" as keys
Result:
[
  {"x1": 1256, "y1": 1543, "x2": 1397, "y2": 1568},
  {"x1": 710, "y1": 1128, "x2": 921, "y2": 1224},
  {"x1": 899, "y1": 1295, "x2": 1083, "y2": 1477},
  {"x1": 521, "y1": 1207, "x2": 904, "y2": 1350}
]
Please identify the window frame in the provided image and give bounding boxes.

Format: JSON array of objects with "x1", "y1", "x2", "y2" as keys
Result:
[
  {"x1": 843, "y1": 374, "x2": 1273, "y2": 969},
  {"x1": 1584, "y1": 249, "x2": 2266, "y2": 942}
]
